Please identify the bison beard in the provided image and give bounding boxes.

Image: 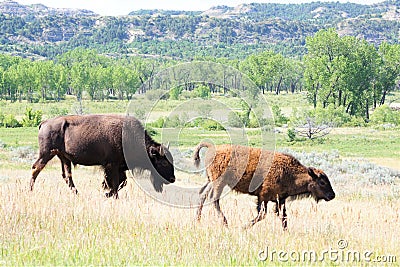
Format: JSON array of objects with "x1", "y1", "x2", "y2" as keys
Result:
[{"x1": 30, "y1": 115, "x2": 175, "y2": 198}]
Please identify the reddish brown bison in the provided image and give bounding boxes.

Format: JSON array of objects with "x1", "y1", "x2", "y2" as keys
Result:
[
  {"x1": 193, "y1": 142, "x2": 335, "y2": 229},
  {"x1": 30, "y1": 114, "x2": 175, "y2": 198}
]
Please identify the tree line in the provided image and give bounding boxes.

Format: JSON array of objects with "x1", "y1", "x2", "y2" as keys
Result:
[
  {"x1": 304, "y1": 28, "x2": 400, "y2": 119},
  {"x1": 0, "y1": 29, "x2": 399, "y2": 121},
  {"x1": 0, "y1": 48, "x2": 154, "y2": 102}
]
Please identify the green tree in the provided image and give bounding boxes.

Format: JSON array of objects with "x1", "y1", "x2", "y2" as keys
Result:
[
  {"x1": 52, "y1": 64, "x2": 68, "y2": 101},
  {"x1": 240, "y1": 50, "x2": 276, "y2": 94},
  {"x1": 342, "y1": 38, "x2": 378, "y2": 119},
  {"x1": 304, "y1": 28, "x2": 386, "y2": 120},
  {"x1": 305, "y1": 29, "x2": 346, "y2": 109},
  {"x1": 375, "y1": 42, "x2": 400, "y2": 106}
]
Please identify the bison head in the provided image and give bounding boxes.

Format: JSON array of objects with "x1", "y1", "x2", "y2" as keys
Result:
[
  {"x1": 148, "y1": 144, "x2": 176, "y2": 192},
  {"x1": 307, "y1": 167, "x2": 335, "y2": 202}
]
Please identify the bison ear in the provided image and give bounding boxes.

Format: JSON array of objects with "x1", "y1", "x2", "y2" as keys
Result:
[
  {"x1": 308, "y1": 167, "x2": 319, "y2": 180},
  {"x1": 149, "y1": 146, "x2": 159, "y2": 158}
]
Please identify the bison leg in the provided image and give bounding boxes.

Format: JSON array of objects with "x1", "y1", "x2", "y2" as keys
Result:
[
  {"x1": 214, "y1": 199, "x2": 228, "y2": 226},
  {"x1": 62, "y1": 158, "x2": 78, "y2": 194},
  {"x1": 60, "y1": 159, "x2": 66, "y2": 182},
  {"x1": 102, "y1": 169, "x2": 126, "y2": 191},
  {"x1": 30, "y1": 154, "x2": 55, "y2": 191},
  {"x1": 273, "y1": 201, "x2": 279, "y2": 216},
  {"x1": 104, "y1": 165, "x2": 119, "y2": 199},
  {"x1": 102, "y1": 179, "x2": 108, "y2": 190},
  {"x1": 278, "y1": 199, "x2": 288, "y2": 230},
  {"x1": 196, "y1": 182, "x2": 213, "y2": 222},
  {"x1": 210, "y1": 183, "x2": 228, "y2": 226},
  {"x1": 118, "y1": 169, "x2": 127, "y2": 191},
  {"x1": 244, "y1": 198, "x2": 267, "y2": 229}
]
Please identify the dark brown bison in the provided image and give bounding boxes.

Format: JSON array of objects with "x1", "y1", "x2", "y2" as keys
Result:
[
  {"x1": 193, "y1": 142, "x2": 335, "y2": 229},
  {"x1": 30, "y1": 114, "x2": 175, "y2": 198}
]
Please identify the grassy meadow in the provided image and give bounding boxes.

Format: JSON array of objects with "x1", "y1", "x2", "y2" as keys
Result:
[{"x1": 0, "y1": 93, "x2": 399, "y2": 265}]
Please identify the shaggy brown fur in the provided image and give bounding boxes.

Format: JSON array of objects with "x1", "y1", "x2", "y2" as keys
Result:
[
  {"x1": 193, "y1": 142, "x2": 335, "y2": 229},
  {"x1": 30, "y1": 114, "x2": 175, "y2": 198}
]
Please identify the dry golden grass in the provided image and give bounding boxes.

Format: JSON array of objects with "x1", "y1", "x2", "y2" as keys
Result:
[{"x1": 0, "y1": 164, "x2": 399, "y2": 266}]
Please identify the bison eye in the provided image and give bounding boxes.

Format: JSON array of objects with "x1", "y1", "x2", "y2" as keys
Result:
[
  {"x1": 318, "y1": 179, "x2": 327, "y2": 186},
  {"x1": 161, "y1": 161, "x2": 169, "y2": 167}
]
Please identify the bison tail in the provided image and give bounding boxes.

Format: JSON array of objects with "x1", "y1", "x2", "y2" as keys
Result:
[{"x1": 193, "y1": 141, "x2": 213, "y2": 168}]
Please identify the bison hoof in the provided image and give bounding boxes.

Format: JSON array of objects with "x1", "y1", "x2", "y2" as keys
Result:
[
  {"x1": 105, "y1": 191, "x2": 118, "y2": 199},
  {"x1": 242, "y1": 224, "x2": 250, "y2": 230},
  {"x1": 242, "y1": 221, "x2": 255, "y2": 230}
]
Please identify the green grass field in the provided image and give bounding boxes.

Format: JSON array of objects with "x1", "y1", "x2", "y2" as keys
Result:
[{"x1": 0, "y1": 94, "x2": 399, "y2": 265}]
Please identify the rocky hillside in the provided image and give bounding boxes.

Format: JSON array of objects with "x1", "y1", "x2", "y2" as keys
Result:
[
  {"x1": 0, "y1": 0, "x2": 97, "y2": 16},
  {"x1": 0, "y1": 0, "x2": 399, "y2": 59}
]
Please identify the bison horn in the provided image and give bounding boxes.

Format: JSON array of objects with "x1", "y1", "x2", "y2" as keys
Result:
[
  {"x1": 159, "y1": 145, "x2": 165, "y2": 156},
  {"x1": 308, "y1": 167, "x2": 318, "y2": 180},
  {"x1": 166, "y1": 142, "x2": 170, "y2": 149}
]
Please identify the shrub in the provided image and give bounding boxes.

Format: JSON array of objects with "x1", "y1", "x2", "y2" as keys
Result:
[
  {"x1": 21, "y1": 107, "x2": 42, "y2": 127},
  {"x1": 272, "y1": 105, "x2": 288, "y2": 126},
  {"x1": 149, "y1": 117, "x2": 166, "y2": 128},
  {"x1": 201, "y1": 119, "x2": 225, "y2": 131},
  {"x1": 185, "y1": 117, "x2": 202, "y2": 128},
  {"x1": 11, "y1": 146, "x2": 36, "y2": 163},
  {"x1": 3, "y1": 114, "x2": 21, "y2": 128},
  {"x1": 192, "y1": 84, "x2": 210, "y2": 99},
  {"x1": 246, "y1": 107, "x2": 274, "y2": 128},
  {"x1": 150, "y1": 114, "x2": 189, "y2": 128},
  {"x1": 287, "y1": 128, "x2": 297, "y2": 142},
  {"x1": 164, "y1": 115, "x2": 183, "y2": 128},
  {"x1": 49, "y1": 106, "x2": 69, "y2": 117},
  {"x1": 179, "y1": 90, "x2": 192, "y2": 99},
  {"x1": 311, "y1": 105, "x2": 351, "y2": 127},
  {"x1": 370, "y1": 105, "x2": 400, "y2": 125},
  {"x1": 248, "y1": 117, "x2": 259, "y2": 128},
  {"x1": 169, "y1": 87, "x2": 182, "y2": 100},
  {"x1": 227, "y1": 111, "x2": 244, "y2": 128},
  {"x1": 0, "y1": 112, "x2": 4, "y2": 127},
  {"x1": 184, "y1": 117, "x2": 225, "y2": 131},
  {"x1": 343, "y1": 116, "x2": 367, "y2": 127},
  {"x1": 290, "y1": 105, "x2": 353, "y2": 128},
  {"x1": 146, "y1": 89, "x2": 168, "y2": 101}
]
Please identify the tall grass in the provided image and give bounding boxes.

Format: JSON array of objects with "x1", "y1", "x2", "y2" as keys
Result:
[{"x1": 0, "y1": 164, "x2": 399, "y2": 265}]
